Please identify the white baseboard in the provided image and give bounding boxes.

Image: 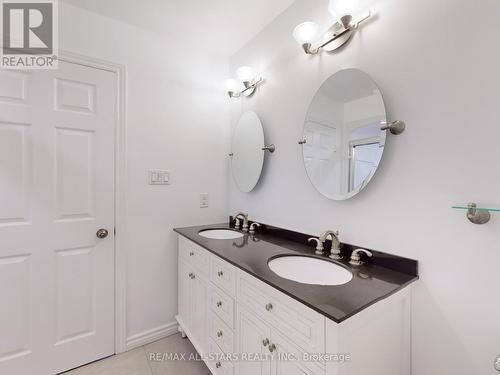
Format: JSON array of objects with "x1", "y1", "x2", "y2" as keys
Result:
[{"x1": 125, "y1": 321, "x2": 179, "y2": 351}]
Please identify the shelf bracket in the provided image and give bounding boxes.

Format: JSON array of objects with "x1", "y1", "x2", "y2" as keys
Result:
[{"x1": 466, "y1": 203, "x2": 491, "y2": 225}]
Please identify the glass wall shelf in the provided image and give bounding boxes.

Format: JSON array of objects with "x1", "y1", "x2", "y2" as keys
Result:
[{"x1": 452, "y1": 205, "x2": 500, "y2": 212}]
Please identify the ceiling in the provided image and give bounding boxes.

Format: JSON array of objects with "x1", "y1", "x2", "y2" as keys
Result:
[{"x1": 62, "y1": 0, "x2": 295, "y2": 57}]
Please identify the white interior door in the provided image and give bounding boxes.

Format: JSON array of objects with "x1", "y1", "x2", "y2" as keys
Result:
[
  {"x1": 0, "y1": 60, "x2": 117, "y2": 375},
  {"x1": 303, "y1": 121, "x2": 340, "y2": 194}
]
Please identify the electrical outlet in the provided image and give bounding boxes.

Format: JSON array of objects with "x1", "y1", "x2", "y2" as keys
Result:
[{"x1": 200, "y1": 193, "x2": 209, "y2": 208}]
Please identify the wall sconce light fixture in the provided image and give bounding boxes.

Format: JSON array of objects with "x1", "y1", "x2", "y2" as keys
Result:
[
  {"x1": 293, "y1": 0, "x2": 371, "y2": 55},
  {"x1": 225, "y1": 66, "x2": 263, "y2": 98}
]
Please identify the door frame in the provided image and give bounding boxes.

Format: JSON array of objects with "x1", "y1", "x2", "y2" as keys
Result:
[{"x1": 59, "y1": 51, "x2": 128, "y2": 354}]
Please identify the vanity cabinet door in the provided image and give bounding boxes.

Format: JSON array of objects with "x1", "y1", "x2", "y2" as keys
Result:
[
  {"x1": 271, "y1": 330, "x2": 324, "y2": 375},
  {"x1": 178, "y1": 258, "x2": 192, "y2": 330},
  {"x1": 236, "y1": 306, "x2": 272, "y2": 375},
  {"x1": 191, "y1": 271, "x2": 209, "y2": 354}
]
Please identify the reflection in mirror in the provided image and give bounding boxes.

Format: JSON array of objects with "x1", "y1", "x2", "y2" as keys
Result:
[
  {"x1": 231, "y1": 111, "x2": 265, "y2": 193},
  {"x1": 302, "y1": 69, "x2": 387, "y2": 200}
]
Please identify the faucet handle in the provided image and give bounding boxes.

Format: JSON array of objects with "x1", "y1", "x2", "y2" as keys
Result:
[
  {"x1": 308, "y1": 238, "x2": 325, "y2": 255},
  {"x1": 234, "y1": 217, "x2": 241, "y2": 229},
  {"x1": 349, "y1": 249, "x2": 373, "y2": 266},
  {"x1": 249, "y1": 222, "x2": 261, "y2": 234}
]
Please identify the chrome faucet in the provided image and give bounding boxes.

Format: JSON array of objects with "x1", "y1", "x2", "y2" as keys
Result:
[
  {"x1": 234, "y1": 213, "x2": 249, "y2": 232},
  {"x1": 319, "y1": 230, "x2": 342, "y2": 260}
]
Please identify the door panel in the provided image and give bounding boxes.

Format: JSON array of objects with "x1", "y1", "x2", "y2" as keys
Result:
[
  {"x1": 0, "y1": 61, "x2": 116, "y2": 375},
  {"x1": 191, "y1": 272, "x2": 209, "y2": 354},
  {"x1": 54, "y1": 128, "x2": 95, "y2": 220},
  {"x1": 0, "y1": 71, "x2": 30, "y2": 103},
  {"x1": 178, "y1": 258, "x2": 192, "y2": 330},
  {"x1": 55, "y1": 78, "x2": 96, "y2": 114},
  {"x1": 0, "y1": 254, "x2": 31, "y2": 362},
  {"x1": 55, "y1": 246, "x2": 96, "y2": 346},
  {"x1": 236, "y1": 307, "x2": 272, "y2": 375},
  {"x1": 0, "y1": 122, "x2": 31, "y2": 223},
  {"x1": 272, "y1": 331, "x2": 324, "y2": 375}
]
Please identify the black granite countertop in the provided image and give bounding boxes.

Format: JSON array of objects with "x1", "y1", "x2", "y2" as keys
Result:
[{"x1": 174, "y1": 222, "x2": 418, "y2": 323}]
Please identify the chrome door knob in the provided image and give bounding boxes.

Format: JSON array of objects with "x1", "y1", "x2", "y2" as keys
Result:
[{"x1": 96, "y1": 229, "x2": 109, "y2": 239}]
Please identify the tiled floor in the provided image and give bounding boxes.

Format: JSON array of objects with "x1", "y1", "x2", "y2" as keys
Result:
[{"x1": 63, "y1": 334, "x2": 211, "y2": 375}]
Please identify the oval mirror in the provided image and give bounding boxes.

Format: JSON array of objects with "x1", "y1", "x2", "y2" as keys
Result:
[
  {"x1": 302, "y1": 69, "x2": 387, "y2": 200},
  {"x1": 231, "y1": 111, "x2": 265, "y2": 192}
]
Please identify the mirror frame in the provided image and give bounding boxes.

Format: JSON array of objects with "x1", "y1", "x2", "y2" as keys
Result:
[
  {"x1": 231, "y1": 110, "x2": 265, "y2": 193},
  {"x1": 301, "y1": 68, "x2": 388, "y2": 201}
]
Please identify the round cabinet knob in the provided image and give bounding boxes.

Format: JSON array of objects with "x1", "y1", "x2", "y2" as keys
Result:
[
  {"x1": 96, "y1": 228, "x2": 109, "y2": 239},
  {"x1": 262, "y1": 338, "x2": 270, "y2": 347},
  {"x1": 265, "y1": 303, "x2": 273, "y2": 311},
  {"x1": 268, "y1": 343, "x2": 277, "y2": 353}
]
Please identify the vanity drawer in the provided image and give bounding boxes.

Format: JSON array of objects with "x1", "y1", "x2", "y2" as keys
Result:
[
  {"x1": 237, "y1": 270, "x2": 325, "y2": 357},
  {"x1": 208, "y1": 339, "x2": 234, "y2": 375},
  {"x1": 209, "y1": 285, "x2": 235, "y2": 328},
  {"x1": 210, "y1": 255, "x2": 236, "y2": 297},
  {"x1": 209, "y1": 312, "x2": 234, "y2": 354},
  {"x1": 179, "y1": 237, "x2": 209, "y2": 276}
]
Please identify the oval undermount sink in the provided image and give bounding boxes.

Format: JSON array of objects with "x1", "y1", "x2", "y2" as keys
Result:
[
  {"x1": 268, "y1": 256, "x2": 353, "y2": 286},
  {"x1": 198, "y1": 229, "x2": 244, "y2": 240}
]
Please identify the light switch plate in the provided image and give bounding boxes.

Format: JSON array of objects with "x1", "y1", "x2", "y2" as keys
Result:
[
  {"x1": 149, "y1": 170, "x2": 170, "y2": 185},
  {"x1": 200, "y1": 193, "x2": 209, "y2": 208}
]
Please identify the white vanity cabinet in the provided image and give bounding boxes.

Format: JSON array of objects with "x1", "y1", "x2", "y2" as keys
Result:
[{"x1": 176, "y1": 236, "x2": 412, "y2": 375}]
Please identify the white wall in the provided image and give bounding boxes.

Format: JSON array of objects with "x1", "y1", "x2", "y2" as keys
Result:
[
  {"x1": 228, "y1": 0, "x2": 500, "y2": 374},
  {"x1": 60, "y1": 3, "x2": 230, "y2": 348}
]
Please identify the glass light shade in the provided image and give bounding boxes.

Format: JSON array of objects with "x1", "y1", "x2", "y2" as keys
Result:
[
  {"x1": 236, "y1": 66, "x2": 255, "y2": 82},
  {"x1": 225, "y1": 78, "x2": 238, "y2": 92},
  {"x1": 328, "y1": 0, "x2": 358, "y2": 19},
  {"x1": 292, "y1": 22, "x2": 319, "y2": 45}
]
